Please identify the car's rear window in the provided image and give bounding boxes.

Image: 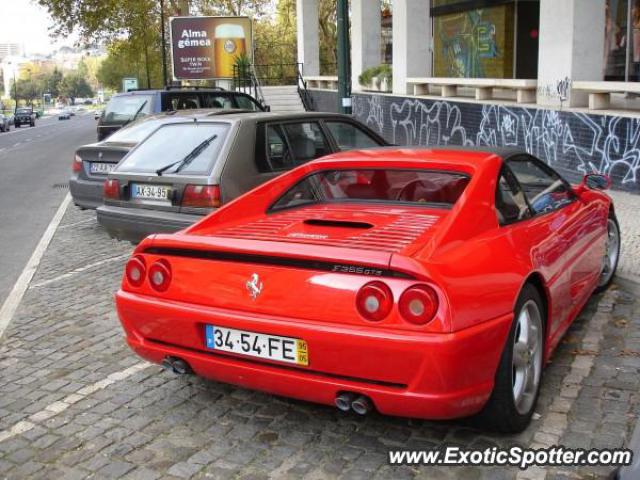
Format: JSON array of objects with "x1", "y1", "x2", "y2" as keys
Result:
[
  {"x1": 104, "y1": 117, "x2": 163, "y2": 144},
  {"x1": 271, "y1": 169, "x2": 470, "y2": 210},
  {"x1": 16, "y1": 108, "x2": 31, "y2": 114},
  {"x1": 103, "y1": 95, "x2": 154, "y2": 123},
  {"x1": 116, "y1": 122, "x2": 229, "y2": 175}
]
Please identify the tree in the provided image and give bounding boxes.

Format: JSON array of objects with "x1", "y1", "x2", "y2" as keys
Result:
[{"x1": 59, "y1": 74, "x2": 94, "y2": 104}]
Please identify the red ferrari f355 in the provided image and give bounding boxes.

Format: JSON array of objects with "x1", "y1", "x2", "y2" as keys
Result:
[{"x1": 116, "y1": 148, "x2": 620, "y2": 432}]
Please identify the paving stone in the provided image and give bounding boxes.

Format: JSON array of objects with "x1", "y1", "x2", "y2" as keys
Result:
[{"x1": 0, "y1": 204, "x2": 638, "y2": 480}]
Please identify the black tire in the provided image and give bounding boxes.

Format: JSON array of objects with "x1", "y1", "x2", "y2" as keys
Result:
[
  {"x1": 477, "y1": 283, "x2": 545, "y2": 433},
  {"x1": 595, "y1": 211, "x2": 620, "y2": 293}
]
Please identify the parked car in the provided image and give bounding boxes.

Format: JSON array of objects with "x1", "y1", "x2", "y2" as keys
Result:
[
  {"x1": 58, "y1": 110, "x2": 71, "y2": 120},
  {"x1": 115, "y1": 147, "x2": 619, "y2": 433},
  {"x1": 0, "y1": 113, "x2": 9, "y2": 132},
  {"x1": 97, "y1": 112, "x2": 388, "y2": 243},
  {"x1": 94, "y1": 110, "x2": 103, "y2": 120},
  {"x1": 71, "y1": 109, "x2": 252, "y2": 210},
  {"x1": 14, "y1": 107, "x2": 36, "y2": 127},
  {"x1": 97, "y1": 88, "x2": 266, "y2": 141}
]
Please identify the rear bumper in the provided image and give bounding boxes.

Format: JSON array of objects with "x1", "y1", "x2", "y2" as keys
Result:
[
  {"x1": 69, "y1": 176, "x2": 104, "y2": 210},
  {"x1": 97, "y1": 205, "x2": 202, "y2": 243},
  {"x1": 116, "y1": 290, "x2": 513, "y2": 420}
]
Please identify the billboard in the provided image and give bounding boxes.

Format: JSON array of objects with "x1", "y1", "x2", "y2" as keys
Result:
[{"x1": 169, "y1": 16, "x2": 253, "y2": 80}]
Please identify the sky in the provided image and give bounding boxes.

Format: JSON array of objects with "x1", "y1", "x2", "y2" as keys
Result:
[{"x1": 0, "y1": 0, "x2": 77, "y2": 55}]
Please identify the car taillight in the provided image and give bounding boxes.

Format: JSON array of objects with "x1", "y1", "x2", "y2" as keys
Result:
[
  {"x1": 148, "y1": 260, "x2": 172, "y2": 292},
  {"x1": 72, "y1": 154, "x2": 82, "y2": 173},
  {"x1": 125, "y1": 256, "x2": 146, "y2": 287},
  {"x1": 399, "y1": 285, "x2": 439, "y2": 325},
  {"x1": 356, "y1": 281, "x2": 393, "y2": 321},
  {"x1": 182, "y1": 184, "x2": 220, "y2": 208},
  {"x1": 103, "y1": 179, "x2": 120, "y2": 200}
]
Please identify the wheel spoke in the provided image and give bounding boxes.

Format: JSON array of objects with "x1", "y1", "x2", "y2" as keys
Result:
[{"x1": 513, "y1": 341, "x2": 529, "y2": 369}]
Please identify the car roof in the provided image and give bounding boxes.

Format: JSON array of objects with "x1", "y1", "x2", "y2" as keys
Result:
[
  {"x1": 111, "y1": 88, "x2": 238, "y2": 97},
  {"x1": 147, "y1": 111, "x2": 356, "y2": 125},
  {"x1": 309, "y1": 146, "x2": 523, "y2": 171}
]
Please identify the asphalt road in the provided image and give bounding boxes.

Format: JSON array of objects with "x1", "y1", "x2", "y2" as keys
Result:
[{"x1": 0, "y1": 113, "x2": 97, "y2": 306}]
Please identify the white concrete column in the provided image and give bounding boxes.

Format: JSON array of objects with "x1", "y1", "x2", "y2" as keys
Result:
[
  {"x1": 351, "y1": 0, "x2": 382, "y2": 91},
  {"x1": 296, "y1": 0, "x2": 320, "y2": 76},
  {"x1": 537, "y1": 0, "x2": 605, "y2": 107},
  {"x1": 392, "y1": 0, "x2": 431, "y2": 95}
]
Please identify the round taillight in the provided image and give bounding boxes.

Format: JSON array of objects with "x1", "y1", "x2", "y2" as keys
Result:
[
  {"x1": 148, "y1": 260, "x2": 171, "y2": 292},
  {"x1": 399, "y1": 285, "x2": 439, "y2": 325},
  {"x1": 125, "y1": 256, "x2": 146, "y2": 287},
  {"x1": 356, "y1": 281, "x2": 393, "y2": 321}
]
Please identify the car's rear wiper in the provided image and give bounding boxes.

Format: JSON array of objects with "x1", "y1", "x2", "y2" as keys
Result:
[
  {"x1": 156, "y1": 134, "x2": 218, "y2": 176},
  {"x1": 122, "y1": 100, "x2": 148, "y2": 127}
]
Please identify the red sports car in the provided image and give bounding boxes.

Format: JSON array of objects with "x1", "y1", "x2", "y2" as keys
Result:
[{"x1": 115, "y1": 148, "x2": 620, "y2": 432}]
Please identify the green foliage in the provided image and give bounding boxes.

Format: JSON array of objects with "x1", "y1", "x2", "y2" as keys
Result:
[
  {"x1": 59, "y1": 74, "x2": 94, "y2": 104},
  {"x1": 358, "y1": 64, "x2": 392, "y2": 87}
]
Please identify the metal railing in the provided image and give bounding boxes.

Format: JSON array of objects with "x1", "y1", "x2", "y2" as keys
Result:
[{"x1": 233, "y1": 63, "x2": 315, "y2": 112}]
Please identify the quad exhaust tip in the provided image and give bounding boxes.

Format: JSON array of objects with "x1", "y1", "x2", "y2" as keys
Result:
[
  {"x1": 335, "y1": 392, "x2": 374, "y2": 415},
  {"x1": 162, "y1": 356, "x2": 192, "y2": 375}
]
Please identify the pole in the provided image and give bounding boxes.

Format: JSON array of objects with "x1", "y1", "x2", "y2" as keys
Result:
[
  {"x1": 160, "y1": 0, "x2": 168, "y2": 88},
  {"x1": 13, "y1": 70, "x2": 17, "y2": 113},
  {"x1": 336, "y1": 0, "x2": 351, "y2": 114}
]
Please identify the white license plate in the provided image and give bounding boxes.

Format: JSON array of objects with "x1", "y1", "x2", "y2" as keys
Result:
[
  {"x1": 131, "y1": 183, "x2": 171, "y2": 202},
  {"x1": 204, "y1": 325, "x2": 309, "y2": 366},
  {"x1": 90, "y1": 162, "x2": 115, "y2": 174}
]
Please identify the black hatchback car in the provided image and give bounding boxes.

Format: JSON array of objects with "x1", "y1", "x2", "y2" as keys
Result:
[{"x1": 97, "y1": 88, "x2": 266, "y2": 141}]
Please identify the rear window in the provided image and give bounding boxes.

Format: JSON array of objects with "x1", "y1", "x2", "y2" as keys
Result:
[
  {"x1": 116, "y1": 122, "x2": 229, "y2": 175},
  {"x1": 103, "y1": 95, "x2": 154, "y2": 123},
  {"x1": 104, "y1": 117, "x2": 163, "y2": 144},
  {"x1": 16, "y1": 108, "x2": 32, "y2": 114},
  {"x1": 271, "y1": 169, "x2": 470, "y2": 210}
]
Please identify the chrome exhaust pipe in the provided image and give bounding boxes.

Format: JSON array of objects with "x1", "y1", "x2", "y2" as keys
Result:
[
  {"x1": 161, "y1": 356, "x2": 192, "y2": 375},
  {"x1": 351, "y1": 395, "x2": 373, "y2": 415},
  {"x1": 335, "y1": 392, "x2": 356, "y2": 412}
]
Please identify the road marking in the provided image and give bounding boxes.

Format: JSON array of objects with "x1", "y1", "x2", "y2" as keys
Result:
[
  {"x1": 0, "y1": 193, "x2": 71, "y2": 339},
  {"x1": 31, "y1": 253, "x2": 130, "y2": 288},
  {"x1": 0, "y1": 362, "x2": 152, "y2": 444}
]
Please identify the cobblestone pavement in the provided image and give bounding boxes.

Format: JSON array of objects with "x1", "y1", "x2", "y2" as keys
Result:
[
  {"x1": 607, "y1": 190, "x2": 640, "y2": 283},
  {"x1": 0, "y1": 204, "x2": 639, "y2": 480}
]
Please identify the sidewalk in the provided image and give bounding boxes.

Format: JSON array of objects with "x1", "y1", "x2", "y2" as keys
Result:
[
  {"x1": 607, "y1": 190, "x2": 640, "y2": 284},
  {"x1": 0, "y1": 202, "x2": 638, "y2": 479}
]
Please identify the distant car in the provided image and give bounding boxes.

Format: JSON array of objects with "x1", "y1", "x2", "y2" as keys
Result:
[
  {"x1": 97, "y1": 88, "x2": 266, "y2": 141},
  {"x1": 97, "y1": 111, "x2": 388, "y2": 243},
  {"x1": 70, "y1": 109, "x2": 251, "y2": 210},
  {"x1": 0, "y1": 113, "x2": 9, "y2": 132},
  {"x1": 14, "y1": 107, "x2": 35, "y2": 127},
  {"x1": 58, "y1": 110, "x2": 71, "y2": 120},
  {"x1": 115, "y1": 147, "x2": 619, "y2": 433}
]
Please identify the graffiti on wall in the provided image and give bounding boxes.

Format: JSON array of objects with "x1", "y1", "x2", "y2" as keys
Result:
[{"x1": 348, "y1": 93, "x2": 640, "y2": 192}]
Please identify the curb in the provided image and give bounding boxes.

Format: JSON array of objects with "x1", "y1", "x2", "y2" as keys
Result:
[{"x1": 614, "y1": 273, "x2": 640, "y2": 296}]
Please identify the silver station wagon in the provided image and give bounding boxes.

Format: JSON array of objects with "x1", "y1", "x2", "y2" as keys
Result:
[
  {"x1": 70, "y1": 109, "x2": 250, "y2": 210},
  {"x1": 96, "y1": 111, "x2": 388, "y2": 243}
]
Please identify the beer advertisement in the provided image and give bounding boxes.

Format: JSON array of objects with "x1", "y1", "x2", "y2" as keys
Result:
[{"x1": 170, "y1": 16, "x2": 253, "y2": 80}]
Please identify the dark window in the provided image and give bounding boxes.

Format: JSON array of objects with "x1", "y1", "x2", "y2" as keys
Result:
[
  {"x1": 235, "y1": 95, "x2": 261, "y2": 111},
  {"x1": 264, "y1": 122, "x2": 330, "y2": 172},
  {"x1": 507, "y1": 157, "x2": 574, "y2": 215},
  {"x1": 266, "y1": 125, "x2": 292, "y2": 170},
  {"x1": 324, "y1": 121, "x2": 381, "y2": 151},
  {"x1": 495, "y1": 167, "x2": 531, "y2": 225},
  {"x1": 271, "y1": 169, "x2": 470, "y2": 211}
]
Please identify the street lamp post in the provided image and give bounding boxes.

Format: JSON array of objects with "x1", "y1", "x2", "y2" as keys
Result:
[
  {"x1": 160, "y1": 0, "x2": 168, "y2": 88},
  {"x1": 336, "y1": 0, "x2": 352, "y2": 114}
]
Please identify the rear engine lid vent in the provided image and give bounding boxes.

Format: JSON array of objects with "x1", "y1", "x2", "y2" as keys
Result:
[{"x1": 303, "y1": 219, "x2": 373, "y2": 229}]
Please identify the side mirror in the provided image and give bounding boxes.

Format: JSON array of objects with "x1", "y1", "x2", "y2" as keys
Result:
[{"x1": 583, "y1": 173, "x2": 611, "y2": 191}]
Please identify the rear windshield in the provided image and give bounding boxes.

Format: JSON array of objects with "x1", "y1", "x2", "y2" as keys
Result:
[
  {"x1": 104, "y1": 117, "x2": 163, "y2": 144},
  {"x1": 271, "y1": 169, "x2": 470, "y2": 210},
  {"x1": 103, "y1": 95, "x2": 154, "y2": 123},
  {"x1": 116, "y1": 122, "x2": 229, "y2": 175}
]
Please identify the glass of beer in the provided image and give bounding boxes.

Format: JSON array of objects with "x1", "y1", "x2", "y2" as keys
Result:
[{"x1": 214, "y1": 24, "x2": 246, "y2": 78}]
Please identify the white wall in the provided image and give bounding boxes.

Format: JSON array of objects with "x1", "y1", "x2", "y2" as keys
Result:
[
  {"x1": 351, "y1": 0, "x2": 382, "y2": 91},
  {"x1": 392, "y1": 0, "x2": 431, "y2": 95}
]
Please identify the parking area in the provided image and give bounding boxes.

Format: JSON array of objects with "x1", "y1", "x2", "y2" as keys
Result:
[{"x1": 0, "y1": 202, "x2": 639, "y2": 480}]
